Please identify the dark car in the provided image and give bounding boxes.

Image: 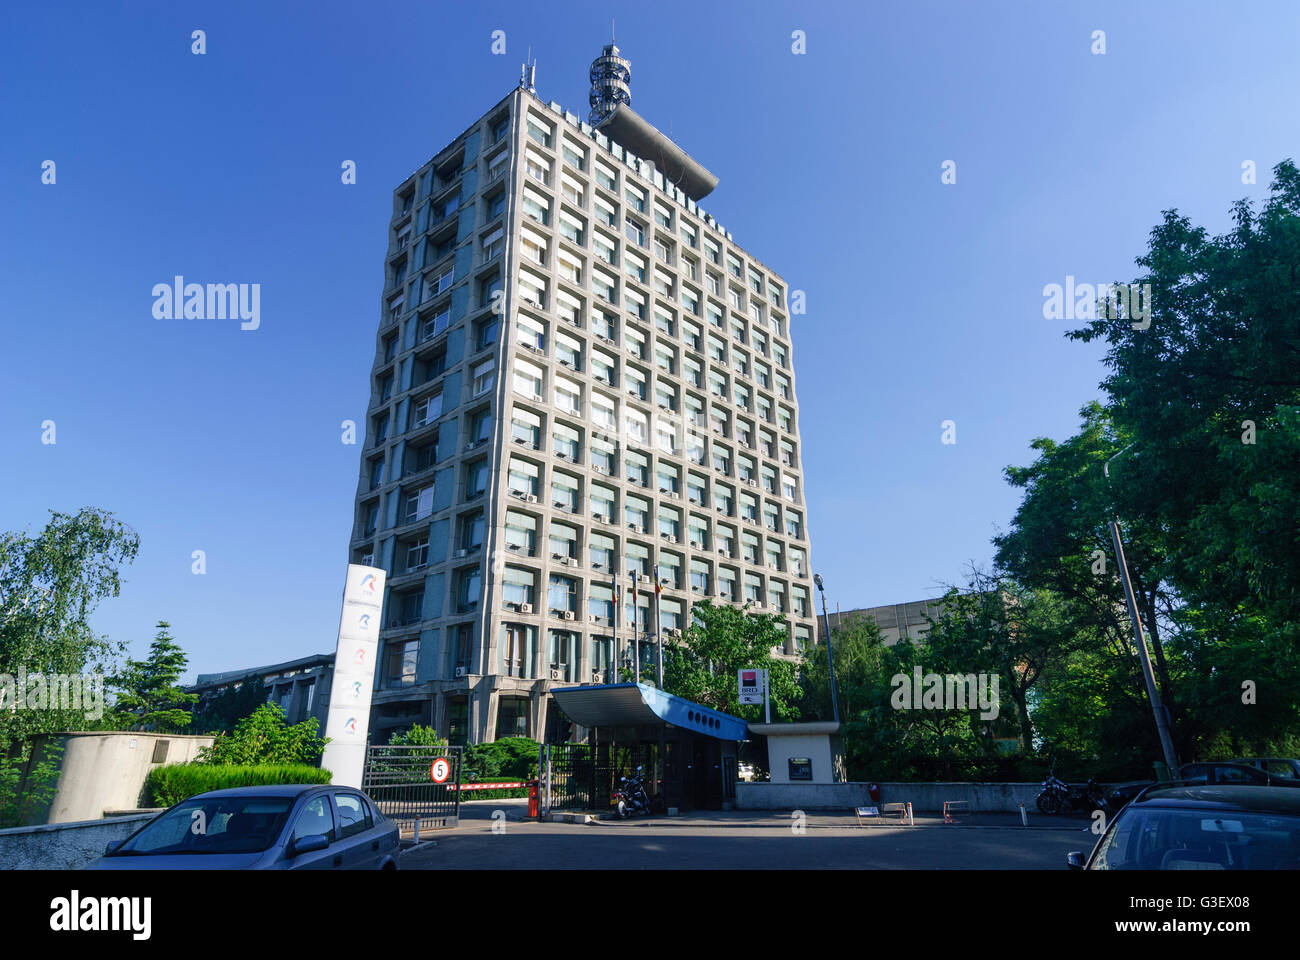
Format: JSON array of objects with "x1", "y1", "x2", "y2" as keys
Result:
[
  {"x1": 1069, "y1": 785, "x2": 1300, "y2": 869},
  {"x1": 87, "y1": 784, "x2": 399, "y2": 870},
  {"x1": 1104, "y1": 761, "x2": 1300, "y2": 813},
  {"x1": 1233, "y1": 757, "x2": 1300, "y2": 781}
]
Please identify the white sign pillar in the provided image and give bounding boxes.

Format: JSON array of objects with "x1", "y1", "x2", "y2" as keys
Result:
[{"x1": 320, "y1": 564, "x2": 386, "y2": 787}]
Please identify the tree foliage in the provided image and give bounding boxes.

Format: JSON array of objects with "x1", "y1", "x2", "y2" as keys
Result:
[
  {"x1": 662, "y1": 601, "x2": 800, "y2": 721},
  {"x1": 196, "y1": 703, "x2": 327, "y2": 766},
  {"x1": 108, "y1": 621, "x2": 197, "y2": 732}
]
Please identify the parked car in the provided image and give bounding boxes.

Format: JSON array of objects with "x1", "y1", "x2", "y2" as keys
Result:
[
  {"x1": 1104, "y1": 761, "x2": 1300, "y2": 813},
  {"x1": 1232, "y1": 757, "x2": 1300, "y2": 781},
  {"x1": 1068, "y1": 785, "x2": 1300, "y2": 869},
  {"x1": 88, "y1": 784, "x2": 399, "y2": 870}
]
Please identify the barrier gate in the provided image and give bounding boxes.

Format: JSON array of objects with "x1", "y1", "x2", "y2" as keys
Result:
[{"x1": 361, "y1": 744, "x2": 462, "y2": 834}]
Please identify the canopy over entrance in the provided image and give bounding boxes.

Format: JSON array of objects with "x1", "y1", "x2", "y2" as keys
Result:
[{"x1": 550, "y1": 683, "x2": 747, "y2": 741}]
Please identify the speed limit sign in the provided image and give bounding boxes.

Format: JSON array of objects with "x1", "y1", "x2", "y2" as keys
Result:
[{"x1": 430, "y1": 757, "x2": 452, "y2": 783}]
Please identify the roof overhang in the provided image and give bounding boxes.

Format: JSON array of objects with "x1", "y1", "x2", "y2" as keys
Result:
[
  {"x1": 595, "y1": 104, "x2": 718, "y2": 202},
  {"x1": 550, "y1": 683, "x2": 747, "y2": 741}
]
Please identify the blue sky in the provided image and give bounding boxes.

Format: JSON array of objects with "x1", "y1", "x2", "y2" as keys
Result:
[{"x1": 2, "y1": 1, "x2": 1297, "y2": 679}]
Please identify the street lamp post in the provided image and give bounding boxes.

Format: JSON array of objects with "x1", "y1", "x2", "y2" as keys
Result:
[
  {"x1": 1104, "y1": 446, "x2": 1180, "y2": 779},
  {"x1": 813, "y1": 573, "x2": 840, "y2": 725}
]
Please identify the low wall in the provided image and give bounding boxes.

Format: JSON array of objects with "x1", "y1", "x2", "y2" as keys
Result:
[
  {"x1": 25, "y1": 732, "x2": 214, "y2": 824},
  {"x1": 0, "y1": 813, "x2": 156, "y2": 870},
  {"x1": 736, "y1": 781, "x2": 1041, "y2": 813}
]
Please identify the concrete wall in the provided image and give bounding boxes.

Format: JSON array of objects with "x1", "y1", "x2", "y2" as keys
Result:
[
  {"x1": 736, "y1": 781, "x2": 1041, "y2": 813},
  {"x1": 764, "y1": 734, "x2": 836, "y2": 784},
  {"x1": 0, "y1": 813, "x2": 156, "y2": 870},
  {"x1": 27, "y1": 732, "x2": 214, "y2": 825}
]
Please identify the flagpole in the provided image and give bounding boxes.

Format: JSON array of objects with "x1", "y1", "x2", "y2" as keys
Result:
[
  {"x1": 632, "y1": 570, "x2": 640, "y2": 683},
  {"x1": 654, "y1": 564, "x2": 663, "y2": 688},
  {"x1": 610, "y1": 562, "x2": 619, "y2": 685}
]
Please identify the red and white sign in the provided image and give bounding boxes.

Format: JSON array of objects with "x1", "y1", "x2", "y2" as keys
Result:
[{"x1": 429, "y1": 757, "x2": 452, "y2": 783}]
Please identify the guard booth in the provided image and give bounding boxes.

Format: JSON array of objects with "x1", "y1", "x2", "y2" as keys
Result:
[{"x1": 548, "y1": 683, "x2": 747, "y2": 814}]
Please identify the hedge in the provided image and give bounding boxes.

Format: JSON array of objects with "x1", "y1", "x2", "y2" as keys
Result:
[{"x1": 146, "y1": 763, "x2": 332, "y2": 807}]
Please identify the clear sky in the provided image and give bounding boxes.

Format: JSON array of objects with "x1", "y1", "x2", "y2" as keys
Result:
[{"x1": 2, "y1": 1, "x2": 1297, "y2": 680}]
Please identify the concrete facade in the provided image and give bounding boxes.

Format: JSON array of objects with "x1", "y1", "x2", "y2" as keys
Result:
[
  {"x1": 22, "y1": 732, "x2": 213, "y2": 825},
  {"x1": 819, "y1": 597, "x2": 949, "y2": 647},
  {"x1": 749, "y1": 722, "x2": 844, "y2": 784},
  {"x1": 349, "y1": 56, "x2": 818, "y2": 746},
  {"x1": 188, "y1": 652, "x2": 334, "y2": 730}
]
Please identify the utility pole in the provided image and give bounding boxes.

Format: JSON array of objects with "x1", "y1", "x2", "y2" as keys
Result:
[
  {"x1": 813, "y1": 574, "x2": 840, "y2": 724},
  {"x1": 1105, "y1": 447, "x2": 1180, "y2": 779}
]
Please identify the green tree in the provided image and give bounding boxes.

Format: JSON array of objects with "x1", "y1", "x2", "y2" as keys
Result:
[
  {"x1": 108, "y1": 621, "x2": 196, "y2": 732},
  {"x1": 0, "y1": 508, "x2": 140, "y2": 744},
  {"x1": 197, "y1": 703, "x2": 327, "y2": 766},
  {"x1": 662, "y1": 601, "x2": 800, "y2": 720}
]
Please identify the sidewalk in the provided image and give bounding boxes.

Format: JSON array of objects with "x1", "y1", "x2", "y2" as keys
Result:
[{"x1": 546, "y1": 808, "x2": 1094, "y2": 832}]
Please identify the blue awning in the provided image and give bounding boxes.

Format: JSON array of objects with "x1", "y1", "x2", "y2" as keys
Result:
[{"x1": 550, "y1": 683, "x2": 747, "y2": 741}]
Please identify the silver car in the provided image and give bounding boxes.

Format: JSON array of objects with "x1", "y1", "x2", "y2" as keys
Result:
[{"x1": 88, "y1": 784, "x2": 400, "y2": 870}]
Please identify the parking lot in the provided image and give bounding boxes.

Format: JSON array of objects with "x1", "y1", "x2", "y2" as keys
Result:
[{"x1": 399, "y1": 800, "x2": 1091, "y2": 869}]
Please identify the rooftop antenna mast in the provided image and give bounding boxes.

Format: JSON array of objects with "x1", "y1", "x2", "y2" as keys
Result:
[
  {"x1": 588, "y1": 35, "x2": 631, "y2": 126},
  {"x1": 520, "y1": 47, "x2": 536, "y2": 92}
]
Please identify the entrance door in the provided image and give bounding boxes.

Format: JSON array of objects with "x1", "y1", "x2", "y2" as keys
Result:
[{"x1": 691, "y1": 737, "x2": 724, "y2": 810}]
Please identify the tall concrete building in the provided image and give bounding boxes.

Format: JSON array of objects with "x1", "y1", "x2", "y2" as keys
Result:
[{"x1": 348, "y1": 45, "x2": 817, "y2": 746}]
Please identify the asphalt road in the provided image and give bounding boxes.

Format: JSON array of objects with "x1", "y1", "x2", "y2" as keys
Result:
[{"x1": 400, "y1": 802, "x2": 1090, "y2": 869}]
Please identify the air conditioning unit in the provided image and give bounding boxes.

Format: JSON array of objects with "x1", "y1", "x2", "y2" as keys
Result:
[
  {"x1": 689, "y1": 540, "x2": 700, "y2": 549},
  {"x1": 455, "y1": 549, "x2": 468, "y2": 558},
  {"x1": 550, "y1": 668, "x2": 564, "y2": 681},
  {"x1": 454, "y1": 666, "x2": 468, "y2": 678},
  {"x1": 668, "y1": 628, "x2": 682, "y2": 638},
  {"x1": 563, "y1": 610, "x2": 575, "y2": 621},
  {"x1": 666, "y1": 535, "x2": 678, "y2": 544},
  {"x1": 746, "y1": 479, "x2": 758, "y2": 487},
  {"x1": 719, "y1": 549, "x2": 732, "y2": 558},
  {"x1": 466, "y1": 439, "x2": 480, "y2": 450},
  {"x1": 592, "y1": 670, "x2": 604, "y2": 682},
  {"x1": 520, "y1": 603, "x2": 533, "y2": 614},
  {"x1": 588, "y1": 615, "x2": 600, "y2": 624},
  {"x1": 593, "y1": 513, "x2": 608, "y2": 523},
  {"x1": 388, "y1": 619, "x2": 401, "y2": 628},
  {"x1": 533, "y1": 393, "x2": 545, "y2": 402},
  {"x1": 526, "y1": 494, "x2": 538, "y2": 503}
]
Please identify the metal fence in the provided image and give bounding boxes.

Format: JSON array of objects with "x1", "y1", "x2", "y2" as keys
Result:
[
  {"x1": 543, "y1": 742, "x2": 658, "y2": 814},
  {"x1": 362, "y1": 744, "x2": 462, "y2": 833}
]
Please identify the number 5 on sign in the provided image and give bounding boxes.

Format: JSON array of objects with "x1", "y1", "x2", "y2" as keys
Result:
[{"x1": 430, "y1": 757, "x2": 452, "y2": 783}]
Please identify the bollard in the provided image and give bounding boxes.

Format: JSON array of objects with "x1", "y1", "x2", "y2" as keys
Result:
[
  {"x1": 1018, "y1": 802, "x2": 1027, "y2": 827},
  {"x1": 906, "y1": 802, "x2": 914, "y2": 827},
  {"x1": 414, "y1": 817, "x2": 421, "y2": 843}
]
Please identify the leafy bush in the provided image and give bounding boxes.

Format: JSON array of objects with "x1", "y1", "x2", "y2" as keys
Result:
[
  {"x1": 197, "y1": 703, "x2": 327, "y2": 765},
  {"x1": 146, "y1": 763, "x2": 332, "y2": 807},
  {"x1": 0, "y1": 739, "x2": 64, "y2": 828},
  {"x1": 460, "y1": 737, "x2": 539, "y2": 799}
]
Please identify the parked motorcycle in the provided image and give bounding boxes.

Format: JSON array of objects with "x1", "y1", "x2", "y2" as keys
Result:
[
  {"x1": 612, "y1": 766, "x2": 650, "y2": 819},
  {"x1": 1036, "y1": 767, "x2": 1105, "y2": 815}
]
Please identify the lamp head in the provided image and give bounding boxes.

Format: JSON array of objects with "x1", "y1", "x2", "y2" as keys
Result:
[{"x1": 813, "y1": 573, "x2": 824, "y2": 591}]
